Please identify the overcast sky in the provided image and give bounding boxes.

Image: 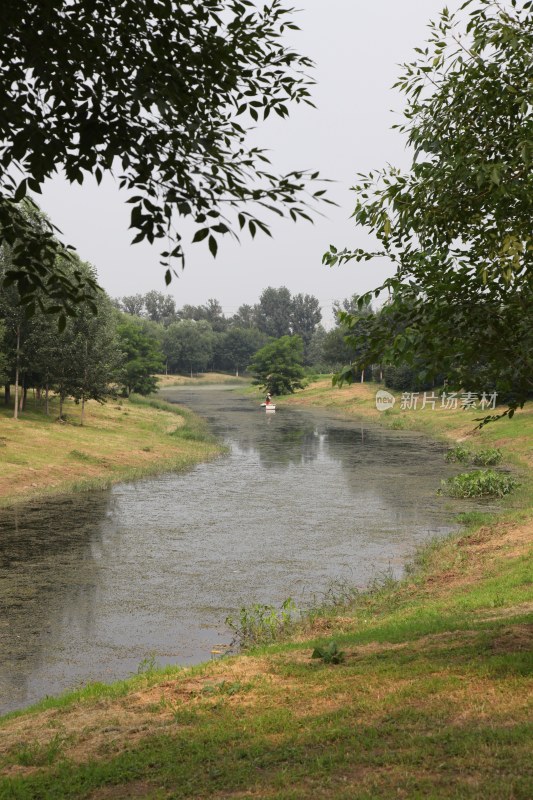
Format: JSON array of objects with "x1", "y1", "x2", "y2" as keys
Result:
[{"x1": 38, "y1": 0, "x2": 462, "y2": 327}]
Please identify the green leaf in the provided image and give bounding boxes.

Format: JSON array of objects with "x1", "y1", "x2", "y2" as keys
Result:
[
  {"x1": 14, "y1": 179, "x2": 27, "y2": 202},
  {"x1": 192, "y1": 228, "x2": 209, "y2": 243},
  {"x1": 208, "y1": 235, "x2": 218, "y2": 257}
]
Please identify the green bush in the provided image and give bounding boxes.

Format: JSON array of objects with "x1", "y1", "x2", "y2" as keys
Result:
[
  {"x1": 439, "y1": 470, "x2": 519, "y2": 498},
  {"x1": 471, "y1": 448, "x2": 503, "y2": 466},
  {"x1": 445, "y1": 445, "x2": 503, "y2": 466},
  {"x1": 445, "y1": 444, "x2": 471, "y2": 463}
]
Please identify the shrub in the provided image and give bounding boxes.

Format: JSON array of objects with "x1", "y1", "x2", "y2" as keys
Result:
[
  {"x1": 445, "y1": 444, "x2": 471, "y2": 463},
  {"x1": 439, "y1": 470, "x2": 519, "y2": 498},
  {"x1": 445, "y1": 445, "x2": 503, "y2": 466},
  {"x1": 471, "y1": 448, "x2": 503, "y2": 466}
]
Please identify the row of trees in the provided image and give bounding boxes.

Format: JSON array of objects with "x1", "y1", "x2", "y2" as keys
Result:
[
  {"x1": 114, "y1": 288, "x2": 379, "y2": 378},
  {"x1": 1, "y1": 1, "x2": 530, "y2": 418},
  {"x1": 1, "y1": 225, "x2": 375, "y2": 417},
  {"x1": 1, "y1": 235, "x2": 460, "y2": 413},
  {"x1": 0, "y1": 248, "x2": 167, "y2": 420},
  {"x1": 116, "y1": 286, "x2": 322, "y2": 349}
]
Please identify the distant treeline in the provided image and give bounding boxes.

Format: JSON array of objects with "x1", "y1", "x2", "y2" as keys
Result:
[
  {"x1": 0, "y1": 246, "x2": 459, "y2": 423},
  {"x1": 112, "y1": 287, "x2": 391, "y2": 380},
  {"x1": 0, "y1": 243, "x2": 371, "y2": 420}
]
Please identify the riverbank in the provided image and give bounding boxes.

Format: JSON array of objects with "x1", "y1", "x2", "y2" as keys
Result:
[
  {"x1": 0, "y1": 392, "x2": 223, "y2": 508},
  {"x1": 1, "y1": 381, "x2": 531, "y2": 798},
  {"x1": 156, "y1": 371, "x2": 249, "y2": 388},
  {"x1": 284, "y1": 378, "x2": 533, "y2": 472}
]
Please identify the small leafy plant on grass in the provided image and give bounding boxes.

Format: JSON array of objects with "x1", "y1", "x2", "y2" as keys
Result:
[
  {"x1": 445, "y1": 444, "x2": 471, "y2": 463},
  {"x1": 439, "y1": 470, "x2": 519, "y2": 498},
  {"x1": 311, "y1": 641, "x2": 345, "y2": 665},
  {"x1": 471, "y1": 448, "x2": 504, "y2": 466},
  {"x1": 200, "y1": 680, "x2": 251, "y2": 697},
  {"x1": 226, "y1": 598, "x2": 297, "y2": 648}
]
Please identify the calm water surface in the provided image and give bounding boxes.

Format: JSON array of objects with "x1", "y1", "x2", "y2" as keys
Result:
[{"x1": 0, "y1": 386, "x2": 477, "y2": 714}]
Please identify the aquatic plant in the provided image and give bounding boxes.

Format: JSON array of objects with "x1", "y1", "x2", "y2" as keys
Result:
[
  {"x1": 225, "y1": 598, "x2": 297, "y2": 648},
  {"x1": 439, "y1": 470, "x2": 519, "y2": 499}
]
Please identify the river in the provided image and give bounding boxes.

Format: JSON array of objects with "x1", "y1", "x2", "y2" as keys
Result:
[{"x1": 0, "y1": 386, "x2": 475, "y2": 714}]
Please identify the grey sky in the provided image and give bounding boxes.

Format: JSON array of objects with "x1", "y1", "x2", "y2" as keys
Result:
[{"x1": 38, "y1": 0, "x2": 461, "y2": 327}]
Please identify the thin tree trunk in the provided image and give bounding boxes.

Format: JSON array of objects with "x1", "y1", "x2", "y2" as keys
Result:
[
  {"x1": 360, "y1": 369, "x2": 365, "y2": 383},
  {"x1": 190, "y1": 365, "x2": 193, "y2": 378},
  {"x1": 13, "y1": 325, "x2": 20, "y2": 420},
  {"x1": 20, "y1": 380, "x2": 27, "y2": 412},
  {"x1": 45, "y1": 383, "x2": 49, "y2": 415},
  {"x1": 4, "y1": 384, "x2": 10, "y2": 406},
  {"x1": 59, "y1": 393, "x2": 64, "y2": 420},
  {"x1": 81, "y1": 344, "x2": 87, "y2": 425},
  {"x1": 236, "y1": 367, "x2": 239, "y2": 377}
]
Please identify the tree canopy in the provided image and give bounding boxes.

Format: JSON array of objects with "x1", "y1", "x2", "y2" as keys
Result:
[
  {"x1": 1, "y1": 0, "x2": 328, "y2": 312},
  {"x1": 324, "y1": 0, "x2": 533, "y2": 419},
  {"x1": 248, "y1": 335, "x2": 305, "y2": 395}
]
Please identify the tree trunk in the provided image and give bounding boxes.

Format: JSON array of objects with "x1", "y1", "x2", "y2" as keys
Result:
[
  {"x1": 20, "y1": 380, "x2": 27, "y2": 412},
  {"x1": 360, "y1": 369, "x2": 365, "y2": 383},
  {"x1": 236, "y1": 367, "x2": 239, "y2": 377},
  {"x1": 4, "y1": 384, "x2": 10, "y2": 406},
  {"x1": 45, "y1": 383, "x2": 49, "y2": 415},
  {"x1": 59, "y1": 393, "x2": 64, "y2": 420},
  {"x1": 190, "y1": 365, "x2": 193, "y2": 379},
  {"x1": 81, "y1": 343, "x2": 87, "y2": 425},
  {"x1": 13, "y1": 326, "x2": 20, "y2": 420}
]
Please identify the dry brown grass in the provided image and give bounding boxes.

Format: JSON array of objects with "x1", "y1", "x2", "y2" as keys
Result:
[
  {"x1": 0, "y1": 396, "x2": 220, "y2": 506},
  {"x1": 155, "y1": 373, "x2": 246, "y2": 387}
]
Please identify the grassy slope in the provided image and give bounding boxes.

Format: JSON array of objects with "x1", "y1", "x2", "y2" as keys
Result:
[
  {"x1": 156, "y1": 372, "x2": 249, "y2": 388},
  {"x1": 0, "y1": 391, "x2": 223, "y2": 507},
  {"x1": 0, "y1": 381, "x2": 531, "y2": 799}
]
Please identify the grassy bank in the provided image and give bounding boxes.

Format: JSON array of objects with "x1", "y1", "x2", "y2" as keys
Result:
[
  {"x1": 0, "y1": 391, "x2": 223, "y2": 507},
  {"x1": 282, "y1": 378, "x2": 533, "y2": 473},
  {"x1": 156, "y1": 371, "x2": 249, "y2": 388},
  {"x1": 0, "y1": 381, "x2": 531, "y2": 798}
]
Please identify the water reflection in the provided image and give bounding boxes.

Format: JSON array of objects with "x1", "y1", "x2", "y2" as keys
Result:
[
  {"x1": 1, "y1": 386, "x2": 477, "y2": 714},
  {"x1": 0, "y1": 494, "x2": 112, "y2": 713}
]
